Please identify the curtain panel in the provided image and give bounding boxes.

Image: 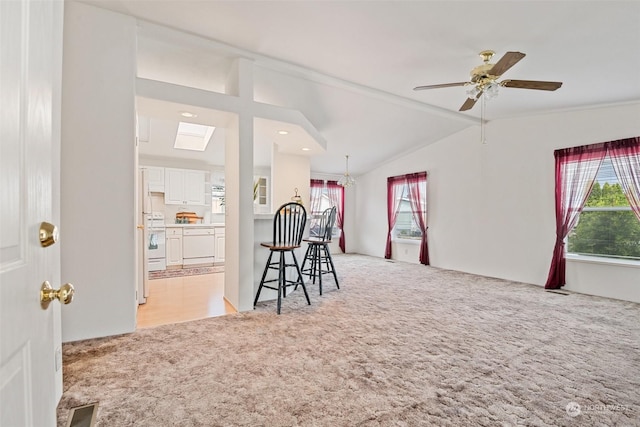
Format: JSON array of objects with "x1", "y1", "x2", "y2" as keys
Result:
[
  {"x1": 326, "y1": 180, "x2": 345, "y2": 253},
  {"x1": 608, "y1": 137, "x2": 640, "y2": 222},
  {"x1": 545, "y1": 137, "x2": 640, "y2": 289},
  {"x1": 385, "y1": 175, "x2": 405, "y2": 259},
  {"x1": 406, "y1": 172, "x2": 429, "y2": 265},
  {"x1": 309, "y1": 179, "x2": 324, "y2": 215}
]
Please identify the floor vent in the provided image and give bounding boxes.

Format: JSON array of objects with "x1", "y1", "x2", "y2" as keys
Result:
[
  {"x1": 66, "y1": 402, "x2": 98, "y2": 427},
  {"x1": 546, "y1": 290, "x2": 570, "y2": 296}
]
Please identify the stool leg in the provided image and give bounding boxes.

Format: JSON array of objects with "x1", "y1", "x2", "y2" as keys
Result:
[
  {"x1": 325, "y1": 244, "x2": 340, "y2": 289},
  {"x1": 300, "y1": 244, "x2": 312, "y2": 277},
  {"x1": 254, "y1": 251, "x2": 274, "y2": 308},
  {"x1": 316, "y1": 244, "x2": 323, "y2": 295},
  {"x1": 291, "y1": 250, "x2": 310, "y2": 305},
  {"x1": 277, "y1": 252, "x2": 284, "y2": 314}
]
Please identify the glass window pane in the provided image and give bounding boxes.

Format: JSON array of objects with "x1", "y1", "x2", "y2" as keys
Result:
[
  {"x1": 568, "y1": 210, "x2": 640, "y2": 260},
  {"x1": 567, "y1": 154, "x2": 640, "y2": 260}
]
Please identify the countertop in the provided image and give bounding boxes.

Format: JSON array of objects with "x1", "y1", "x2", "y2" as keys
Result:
[{"x1": 165, "y1": 223, "x2": 225, "y2": 228}]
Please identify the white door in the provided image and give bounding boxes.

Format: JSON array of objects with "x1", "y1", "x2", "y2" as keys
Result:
[{"x1": 0, "y1": 0, "x2": 65, "y2": 426}]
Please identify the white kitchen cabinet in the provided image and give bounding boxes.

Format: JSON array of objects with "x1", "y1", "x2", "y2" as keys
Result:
[
  {"x1": 214, "y1": 227, "x2": 225, "y2": 263},
  {"x1": 183, "y1": 227, "x2": 215, "y2": 266},
  {"x1": 142, "y1": 166, "x2": 165, "y2": 192},
  {"x1": 166, "y1": 227, "x2": 183, "y2": 267},
  {"x1": 165, "y1": 168, "x2": 206, "y2": 205}
]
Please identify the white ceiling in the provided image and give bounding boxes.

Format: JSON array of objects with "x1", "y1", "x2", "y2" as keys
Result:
[{"x1": 85, "y1": 0, "x2": 640, "y2": 176}]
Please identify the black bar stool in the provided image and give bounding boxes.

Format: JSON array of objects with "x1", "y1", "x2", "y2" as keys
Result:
[
  {"x1": 300, "y1": 206, "x2": 339, "y2": 295},
  {"x1": 254, "y1": 202, "x2": 310, "y2": 314}
]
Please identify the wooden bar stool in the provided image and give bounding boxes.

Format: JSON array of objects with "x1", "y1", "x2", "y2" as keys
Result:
[
  {"x1": 300, "y1": 206, "x2": 339, "y2": 295},
  {"x1": 254, "y1": 202, "x2": 310, "y2": 314}
]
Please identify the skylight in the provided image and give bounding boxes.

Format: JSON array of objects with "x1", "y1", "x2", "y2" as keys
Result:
[{"x1": 174, "y1": 122, "x2": 215, "y2": 151}]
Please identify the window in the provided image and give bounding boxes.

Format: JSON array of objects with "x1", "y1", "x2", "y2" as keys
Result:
[
  {"x1": 211, "y1": 185, "x2": 225, "y2": 214},
  {"x1": 309, "y1": 181, "x2": 341, "y2": 238},
  {"x1": 568, "y1": 155, "x2": 640, "y2": 260},
  {"x1": 393, "y1": 183, "x2": 424, "y2": 240},
  {"x1": 386, "y1": 172, "x2": 429, "y2": 264},
  {"x1": 546, "y1": 137, "x2": 639, "y2": 288}
]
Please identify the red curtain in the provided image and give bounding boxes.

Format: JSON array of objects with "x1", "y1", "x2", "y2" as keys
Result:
[
  {"x1": 385, "y1": 175, "x2": 406, "y2": 259},
  {"x1": 545, "y1": 143, "x2": 607, "y2": 289},
  {"x1": 326, "y1": 180, "x2": 345, "y2": 253},
  {"x1": 407, "y1": 172, "x2": 429, "y2": 265},
  {"x1": 608, "y1": 137, "x2": 640, "y2": 222}
]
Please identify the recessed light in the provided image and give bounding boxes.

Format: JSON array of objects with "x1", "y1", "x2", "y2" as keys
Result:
[
  {"x1": 180, "y1": 111, "x2": 197, "y2": 118},
  {"x1": 302, "y1": 147, "x2": 310, "y2": 151},
  {"x1": 277, "y1": 130, "x2": 289, "y2": 135}
]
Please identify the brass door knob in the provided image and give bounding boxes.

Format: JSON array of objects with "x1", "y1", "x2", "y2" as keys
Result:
[
  {"x1": 39, "y1": 222, "x2": 59, "y2": 247},
  {"x1": 40, "y1": 281, "x2": 75, "y2": 309}
]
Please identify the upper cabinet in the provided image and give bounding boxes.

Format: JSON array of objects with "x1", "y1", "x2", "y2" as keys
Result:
[
  {"x1": 165, "y1": 168, "x2": 206, "y2": 205},
  {"x1": 253, "y1": 176, "x2": 269, "y2": 213},
  {"x1": 143, "y1": 166, "x2": 165, "y2": 192}
]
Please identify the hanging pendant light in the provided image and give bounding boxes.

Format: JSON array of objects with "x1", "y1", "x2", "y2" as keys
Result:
[{"x1": 338, "y1": 154, "x2": 356, "y2": 187}]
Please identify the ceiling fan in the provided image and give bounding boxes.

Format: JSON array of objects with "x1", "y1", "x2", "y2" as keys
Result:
[{"x1": 413, "y1": 50, "x2": 563, "y2": 111}]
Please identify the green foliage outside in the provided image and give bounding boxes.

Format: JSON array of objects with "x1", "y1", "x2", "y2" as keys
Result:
[{"x1": 568, "y1": 182, "x2": 640, "y2": 259}]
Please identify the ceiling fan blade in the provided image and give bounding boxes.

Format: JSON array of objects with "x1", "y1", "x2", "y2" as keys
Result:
[
  {"x1": 413, "y1": 82, "x2": 468, "y2": 91},
  {"x1": 501, "y1": 79, "x2": 563, "y2": 91},
  {"x1": 459, "y1": 93, "x2": 481, "y2": 111},
  {"x1": 488, "y1": 51, "x2": 526, "y2": 77}
]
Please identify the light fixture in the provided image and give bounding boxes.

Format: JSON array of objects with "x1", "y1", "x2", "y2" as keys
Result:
[
  {"x1": 277, "y1": 130, "x2": 289, "y2": 135},
  {"x1": 464, "y1": 79, "x2": 497, "y2": 145},
  {"x1": 301, "y1": 147, "x2": 310, "y2": 151},
  {"x1": 338, "y1": 154, "x2": 356, "y2": 187},
  {"x1": 180, "y1": 111, "x2": 197, "y2": 118}
]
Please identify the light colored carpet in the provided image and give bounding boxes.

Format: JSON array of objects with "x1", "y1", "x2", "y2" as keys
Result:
[{"x1": 57, "y1": 254, "x2": 639, "y2": 426}]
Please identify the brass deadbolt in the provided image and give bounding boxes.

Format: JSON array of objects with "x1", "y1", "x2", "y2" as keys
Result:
[{"x1": 39, "y1": 222, "x2": 59, "y2": 247}]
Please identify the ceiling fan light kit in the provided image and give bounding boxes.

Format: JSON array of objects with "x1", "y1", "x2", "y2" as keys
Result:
[{"x1": 413, "y1": 50, "x2": 563, "y2": 111}]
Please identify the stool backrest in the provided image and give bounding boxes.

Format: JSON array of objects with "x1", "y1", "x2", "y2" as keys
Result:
[
  {"x1": 319, "y1": 206, "x2": 337, "y2": 241},
  {"x1": 272, "y1": 202, "x2": 307, "y2": 246}
]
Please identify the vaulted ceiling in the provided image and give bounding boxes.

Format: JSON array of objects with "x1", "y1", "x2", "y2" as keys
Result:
[{"x1": 83, "y1": 1, "x2": 640, "y2": 175}]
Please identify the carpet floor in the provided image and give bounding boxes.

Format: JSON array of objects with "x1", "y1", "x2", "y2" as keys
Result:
[{"x1": 57, "y1": 254, "x2": 639, "y2": 426}]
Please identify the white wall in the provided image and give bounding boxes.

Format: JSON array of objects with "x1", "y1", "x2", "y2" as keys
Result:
[
  {"x1": 355, "y1": 103, "x2": 640, "y2": 303},
  {"x1": 271, "y1": 148, "x2": 311, "y2": 211},
  {"x1": 61, "y1": 2, "x2": 137, "y2": 341}
]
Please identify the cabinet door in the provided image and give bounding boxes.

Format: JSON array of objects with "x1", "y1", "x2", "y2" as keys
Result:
[
  {"x1": 214, "y1": 231, "x2": 225, "y2": 263},
  {"x1": 184, "y1": 170, "x2": 206, "y2": 205},
  {"x1": 145, "y1": 166, "x2": 165, "y2": 192},
  {"x1": 166, "y1": 229, "x2": 183, "y2": 266},
  {"x1": 164, "y1": 168, "x2": 185, "y2": 205}
]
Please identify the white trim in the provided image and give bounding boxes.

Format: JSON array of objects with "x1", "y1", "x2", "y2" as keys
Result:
[
  {"x1": 565, "y1": 253, "x2": 640, "y2": 269},
  {"x1": 392, "y1": 237, "x2": 422, "y2": 245}
]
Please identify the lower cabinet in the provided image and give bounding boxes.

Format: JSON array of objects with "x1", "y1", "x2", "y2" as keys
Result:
[
  {"x1": 214, "y1": 227, "x2": 225, "y2": 263},
  {"x1": 165, "y1": 226, "x2": 225, "y2": 268},
  {"x1": 166, "y1": 227, "x2": 183, "y2": 267}
]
